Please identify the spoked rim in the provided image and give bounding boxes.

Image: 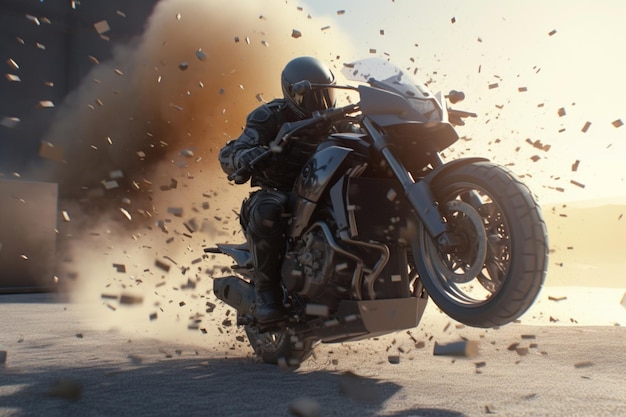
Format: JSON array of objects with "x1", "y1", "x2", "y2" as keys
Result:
[
  {"x1": 420, "y1": 183, "x2": 512, "y2": 306},
  {"x1": 247, "y1": 326, "x2": 287, "y2": 355}
]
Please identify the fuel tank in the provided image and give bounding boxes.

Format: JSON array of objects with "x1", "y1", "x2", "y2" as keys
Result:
[{"x1": 289, "y1": 134, "x2": 370, "y2": 238}]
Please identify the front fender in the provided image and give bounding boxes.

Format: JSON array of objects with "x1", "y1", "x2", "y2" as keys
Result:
[{"x1": 422, "y1": 157, "x2": 490, "y2": 186}]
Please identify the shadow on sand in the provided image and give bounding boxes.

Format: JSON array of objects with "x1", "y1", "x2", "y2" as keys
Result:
[{"x1": 0, "y1": 352, "x2": 466, "y2": 417}]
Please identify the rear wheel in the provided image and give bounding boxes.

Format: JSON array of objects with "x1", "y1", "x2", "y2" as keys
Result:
[
  {"x1": 244, "y1": 325, "x2": 317, "y2": 367},
  {"x1": 413, "y1": 161, "x2": 548, "y2": 327}
]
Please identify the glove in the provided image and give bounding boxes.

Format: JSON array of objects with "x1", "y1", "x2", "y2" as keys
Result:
[
  {"x1": 237, "y1": 146, "x2": 266, "y2": 170},
  {"x1": 232, "y1": 147, "x2": 266, "y2": 184}
]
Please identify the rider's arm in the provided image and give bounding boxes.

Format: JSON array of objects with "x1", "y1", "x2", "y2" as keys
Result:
[
  {"x1": 218, "y1": 105, "x2": 278, "y2": 176},
  {"x1": 219, "y1": 128, "x2": 263, "y2": 176}
]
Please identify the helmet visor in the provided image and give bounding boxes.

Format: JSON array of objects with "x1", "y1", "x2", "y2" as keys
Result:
[{"x1": 294, "y1": 87, "x2": 336, "y2": 113}]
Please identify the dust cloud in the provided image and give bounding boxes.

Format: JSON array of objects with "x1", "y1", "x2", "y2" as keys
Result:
[{"x1": 47, "y1": 0, "x2": 353, "y2": 345}]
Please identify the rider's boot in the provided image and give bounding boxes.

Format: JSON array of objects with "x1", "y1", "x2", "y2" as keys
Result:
[
  {"x1": 250, "y1": 239, "x2": 286, "y2": 324},
  {"x1": 254, "y1": 285, "x2": 284, "y2": 324}
]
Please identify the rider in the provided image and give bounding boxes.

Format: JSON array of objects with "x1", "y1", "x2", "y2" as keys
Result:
[{"x1": 218, "y1": 56, "x2": 338, "y2": 323}]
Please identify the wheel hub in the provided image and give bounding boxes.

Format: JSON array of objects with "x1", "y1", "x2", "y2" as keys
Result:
[{"x1": 427, "y1": 200, "x2": 487, "y2": 284}]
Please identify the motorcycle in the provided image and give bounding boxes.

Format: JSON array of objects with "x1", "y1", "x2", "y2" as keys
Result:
[{"x1": 205, "y1": 57, "x2": 548, "y2": 366}]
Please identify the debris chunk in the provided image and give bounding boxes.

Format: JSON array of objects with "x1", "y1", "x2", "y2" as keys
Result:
[
  {"x1": 1, "y1": 117, "x2": 20, "y2": 128},
  {"x1": 195, "y1": 49, "x2": 206, "y2": 61},
  {"x1": 119, "y1": 207, "x2": 132, "y2": 221},
  {"x1": 102, "y1": 180, "x2": 119, "y2": 190},
  {"x1": 291, "y1": 29, "x2": 302, "y2": 39},
  {"x1": 581, "y1": 121, "x2": 591, "y2": 132},
  {"x1": 387, "y1": 355, "x2": 400, "y2": 364},
  {"x1": 47, "y1": 379, "x2": 83, "y2": 401},
  {"x1": 38, "y1": 100, "x2": 55, "y2": 108},
  {"x1": 6, "y1": 58, "x2": 19, "y2": 70},
  {"x1": 289, "y1": 397, "x2": 321, "y2": 417},
  {"x1": 155, "y1": 259, "x2": 171, "y2": 272},
  {"x1": 557, "y1": 107, "x2": 566, "y2": 117},
  {"x1": 26, "y1": 14, "x2": 40, "y2": 25},
  {"x1": 119, "y1": 294, "x2": 143, "y2": 305},
  {"x1": 0, "y1": 350, "x2": 6, "y2": 365},
  {"x1": 167, "y1": 207, "x2": 183, "y2": 217},
  {"x1": 338, "y1": 371, "x2": 381, "y2": 404},
  {"x1": 93, "y1": 20, "x2": 110, "y2": 34},
  {"x1": 516, "y1": 347, "x2": 529, "y2": 356},
  {"x1": 570, "y1": 179, "x2": 585, "y2": 189},
  {"x1": 180, "y1": 148, "x2": 194, "y2": 158},
  {"x1": 100, "y1": 294, "x2": 118, "y2": 300},
  {"x1": 574, "y1": 361, "x2": 594, "y2": 369},
  {"x1": 433, "y1": 340, "x2": 479, "y2": 357},
  {"x1": 612, "y1": 119, "x2": 623, "y2": 128},
  {"x1": 548, "y1": 29, "x2": 557, "y2": 36}
]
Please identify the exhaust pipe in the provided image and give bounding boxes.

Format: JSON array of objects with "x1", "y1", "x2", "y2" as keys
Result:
[{"x1": 213, "y1": 276, "x2": 255, "y2": 315}]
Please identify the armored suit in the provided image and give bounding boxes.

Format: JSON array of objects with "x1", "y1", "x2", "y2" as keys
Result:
[{"x1": 219, "y1": 56, "x2": 338, "y2": 323}]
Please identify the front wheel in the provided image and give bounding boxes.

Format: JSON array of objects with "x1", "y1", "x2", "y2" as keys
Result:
[{"x1": 413, "y1": 161, "x2": 548, "y2": 328}]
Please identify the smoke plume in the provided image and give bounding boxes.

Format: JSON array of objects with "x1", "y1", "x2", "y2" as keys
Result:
[{"x1": 44, "y1": 0, "x2": 352, "y2": 343}]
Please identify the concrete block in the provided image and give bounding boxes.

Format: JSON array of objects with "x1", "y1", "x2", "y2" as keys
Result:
[{"x1": 0, "y1": 180, "x2": 58, "y2": 291}]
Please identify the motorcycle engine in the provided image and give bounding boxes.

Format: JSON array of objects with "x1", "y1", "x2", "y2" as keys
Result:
[{"x1": 281, "y1": 225, "x2": 354, "y2": 304}]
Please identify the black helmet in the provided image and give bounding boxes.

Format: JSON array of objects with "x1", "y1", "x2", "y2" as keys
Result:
[{"x1": 281, "y1": 56, "x2": 336, "y2": 118}]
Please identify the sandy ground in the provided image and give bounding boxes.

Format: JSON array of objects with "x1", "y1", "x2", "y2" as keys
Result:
[{"x1": 1, "y1": 288, "x2": 625, "y2": 417}]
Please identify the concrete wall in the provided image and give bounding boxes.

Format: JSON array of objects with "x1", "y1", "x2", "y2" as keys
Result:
[
  {"x1": 0, "y1": 0, "x2": 158, "y2": 290},
  {"x1": 1, "y1": 0, "x2": 158, "y2": 173}
]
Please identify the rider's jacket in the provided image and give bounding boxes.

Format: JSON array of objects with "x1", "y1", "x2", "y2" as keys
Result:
[{"x1": 219, "y1": 99, "x2": 331, "y2": 192}]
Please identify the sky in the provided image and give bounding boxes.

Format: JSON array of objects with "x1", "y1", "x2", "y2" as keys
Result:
[
  {"x1": 4, "y1": 0, "x2": 624, "y2": 206},
  {"x1": 300, "y1": 0, "x2": 626, "y2": 204}
]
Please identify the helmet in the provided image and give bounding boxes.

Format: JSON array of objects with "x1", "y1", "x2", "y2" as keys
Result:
[{"x1": 281, "y1": 56, "x2": 336, "y2": 118}]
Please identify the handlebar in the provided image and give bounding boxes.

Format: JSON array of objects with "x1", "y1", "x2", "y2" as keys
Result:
[
  {"x1": 227, "y1": 149, "x2": 272, "y2": 182},
  {"x1": 227, "y1": 103, "x2": 359, "y2": 182}
]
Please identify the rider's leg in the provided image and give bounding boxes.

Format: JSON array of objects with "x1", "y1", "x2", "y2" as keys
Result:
[{"x1": 242, "y1": 190, "x2": 288, "y2": 323}]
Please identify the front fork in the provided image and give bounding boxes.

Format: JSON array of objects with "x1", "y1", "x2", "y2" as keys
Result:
[{"x1": 362, "y1": 119, "x2": 456, "y2": 247}]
